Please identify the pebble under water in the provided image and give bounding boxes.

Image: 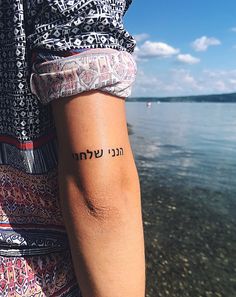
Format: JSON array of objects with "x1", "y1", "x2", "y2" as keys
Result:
[{"x1": 126, "y1": 102, "x2": 236, "y2": 297}]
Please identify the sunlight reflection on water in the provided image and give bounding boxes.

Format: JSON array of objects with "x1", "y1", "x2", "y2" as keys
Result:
[{"x1": 126, "y1": 102, "x2": 236, "y2": 297}]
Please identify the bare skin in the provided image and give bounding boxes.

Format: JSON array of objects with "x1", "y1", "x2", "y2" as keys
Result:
[{"x1": 51, "y1": 90, "x2": 146, "y2": 297}]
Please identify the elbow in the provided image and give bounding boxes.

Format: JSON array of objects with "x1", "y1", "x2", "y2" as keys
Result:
[
  {"x1": 76, "y1": 185, "x2": 130, "y2": 223},
  {"x1": 71, "y1": 173, "x2": 140, "y2": 223},
  {"x1": 82, "y1": 191, "x2": 123, "y2": 222},
  {"x1": 58, "y1": 157, "x2": 141, "y2": 223}
]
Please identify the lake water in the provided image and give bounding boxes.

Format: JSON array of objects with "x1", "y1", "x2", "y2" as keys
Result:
[{"x1": 126, "y1": 102, "x2": 236, "y2": 297}]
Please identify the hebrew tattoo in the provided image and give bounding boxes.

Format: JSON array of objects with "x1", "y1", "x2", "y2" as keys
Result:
[
  {"x1": 71, "y1": 153, "x2": 85, "y2": 160},
  {"x1": 86, "y1": 149, "x2": 93, "y2": 159},
  {"x1": 108, "y1": 147, "x2": 124, "y2": 157},
  {"x1": 94, "y1": 149, "x2": 103, "y2": 158},
  {"x1": 80, "y1": 152, "x2": 87, "y2": 160},
  {"x1": 72, "y1": 147, "x2": 124, "y2": 161}
]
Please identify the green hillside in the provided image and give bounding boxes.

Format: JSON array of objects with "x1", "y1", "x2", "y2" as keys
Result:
[{"x1": 127, "y1": 93, "x2": 236, "y2": 103}]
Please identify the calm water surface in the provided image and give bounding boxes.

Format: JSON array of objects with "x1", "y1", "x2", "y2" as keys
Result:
[{"x1": 126, "y1": 103, "x2": 236, "y2": 297}]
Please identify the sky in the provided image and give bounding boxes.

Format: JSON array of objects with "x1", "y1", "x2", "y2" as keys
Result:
[{"x1": 124, "y1": 0, "x2": 236, "y2": 97}]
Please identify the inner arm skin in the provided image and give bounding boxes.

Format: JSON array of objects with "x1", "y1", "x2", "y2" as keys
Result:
[{"x1": 51, "y1": 91, "x2": 146, "y2": 297}]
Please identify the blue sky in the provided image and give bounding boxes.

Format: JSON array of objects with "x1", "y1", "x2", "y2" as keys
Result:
[{"x1": 124, "y1": 0, "x2": 236, "y2": 97}]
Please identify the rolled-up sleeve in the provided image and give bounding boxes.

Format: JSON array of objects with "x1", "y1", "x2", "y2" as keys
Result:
[
  {"x1": 25, "y1": 0, "x2": 137, "y2": 105},
  {"x1": 30, "y1": 48, "x2": 137, "y2": 105}
]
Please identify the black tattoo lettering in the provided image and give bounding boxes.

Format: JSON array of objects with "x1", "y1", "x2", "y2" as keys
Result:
[
  {"x1": 94, "y1": 149, "x2": 103, "y2": 158},
  {"x1": 80, "y1": 152, "x2": 87, "y2": 160},
  {"x1": 72, "y1": 147, "x2": 124, "y2": 161},
  {"x1": 86, "y1": 149, "x2": 93, "y2": 159},
  {"x1": 111, "y1": 148, "x2": 116, "y2": 157}
]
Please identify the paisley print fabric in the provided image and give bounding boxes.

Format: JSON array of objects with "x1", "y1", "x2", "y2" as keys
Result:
[
  {"x1": 0, "y1": 251, "x2": 82, "y2": 296},
  {"x1": 0, "y1": 0, "x2": 135, "y2": 295},
  {"x1": 0, "y1": 165, "x2": 69, "y2": 257}
]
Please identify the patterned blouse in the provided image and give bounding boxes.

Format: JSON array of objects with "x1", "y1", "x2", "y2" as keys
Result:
[{"x1": 0, "y1": 1, "x2": 136, "y2": 295}]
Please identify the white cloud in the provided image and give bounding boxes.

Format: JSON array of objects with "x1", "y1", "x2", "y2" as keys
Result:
[
  {"x1": 171, "y1": 69, "x2": 201, "y2": 90},
  {"x1": 191, "y1": 36, "x2": 221, "y2": 52},
  {"x1": 138, "y1": 41, "x2": 180, "y2": 58},
  {"x1": 176, "y1": 54, "x2": 200, "y2": 64},
  {"x1": 133, "y1": 33, "x2": 150, "y2": 42},
  {"x1": 214, "y1": 81, "x2": 227, "y2": 92},
  {"x1": 132, "y1": 46, "x2": 149, "y2": 62},
  {"x1": 202, "y1": 69, "x2": 236, "y2": 92},
  {"x1": 231, "y1": 27, "x2": 236, "y2": 32},
  {"x1": 132, "y1": 68, "x2": 202, "y2": 97},
  {"x1": 229, "y1": 79, "x2": 236, "y2": 84},
  {"x1": 132, "y1": 67, "x2": 236, "y2": 97}
]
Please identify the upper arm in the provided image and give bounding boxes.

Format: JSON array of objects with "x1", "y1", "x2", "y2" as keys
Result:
[{"x1": 51, "y1": 91, "x2": 138, "y2": 196}]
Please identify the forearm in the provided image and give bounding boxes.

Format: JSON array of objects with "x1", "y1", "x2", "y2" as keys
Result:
[
  {"x1": 58, "y1": 162, "x2": 146, "y2": 297},
  {"x1": 51, "y1": 91, "x2": 145, "y2": 296}
]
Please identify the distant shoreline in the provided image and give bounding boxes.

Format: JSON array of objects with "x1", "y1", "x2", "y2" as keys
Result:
[{"x1": 127, "y1": 92, "x2": 236, "y2": 103}]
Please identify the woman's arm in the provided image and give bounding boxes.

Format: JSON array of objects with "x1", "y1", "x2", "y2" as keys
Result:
[{"x1": 51, "y1": 91, "x2": 146, "y2": 297}]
